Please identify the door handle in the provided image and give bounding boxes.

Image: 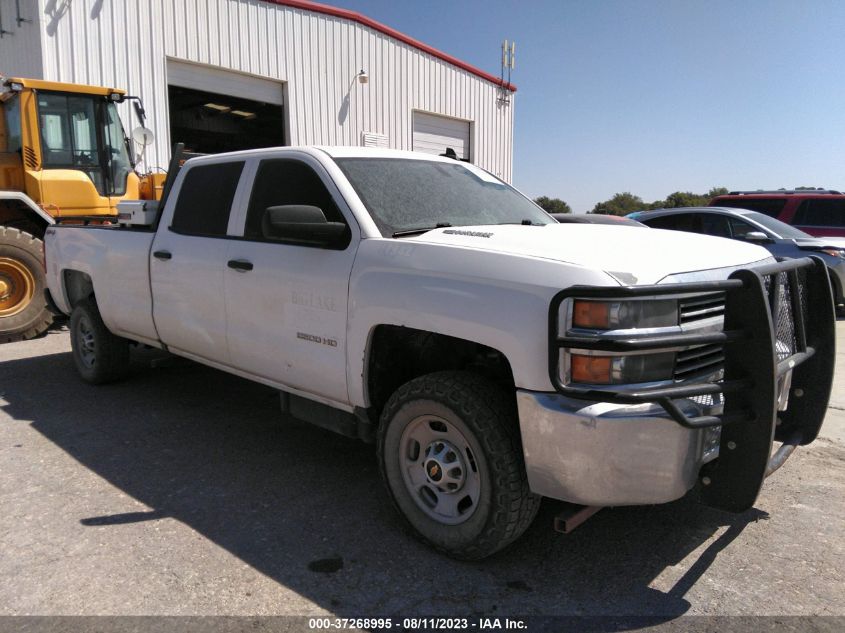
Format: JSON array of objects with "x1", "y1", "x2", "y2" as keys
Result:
[
  {"x1": 227, "y1": 259, "x2": 254, "y2": 272},
  {"x1": 153, "y1": 250, "x2": 172, "y2": 260}
]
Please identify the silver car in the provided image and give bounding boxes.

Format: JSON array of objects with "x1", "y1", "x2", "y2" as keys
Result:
[{"x1": 629, "y1": 206, "x2": 845, "y2": 315}]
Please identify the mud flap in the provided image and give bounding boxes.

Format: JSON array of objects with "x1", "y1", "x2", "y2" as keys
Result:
[{"x1": 700, "y1": 270, "x2": 777, "y2": 513}]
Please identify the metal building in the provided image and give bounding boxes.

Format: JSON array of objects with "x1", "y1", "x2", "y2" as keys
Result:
[{"x1": 0, "y1": 0, "x2": 516, "y2": 180}]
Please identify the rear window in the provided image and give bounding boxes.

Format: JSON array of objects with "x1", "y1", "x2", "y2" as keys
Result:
[
  {"x1": 792, "y1": 200, "x2": 845, "y2": 227},
  {"x1": 171, "y1": 161, "x2": 244, "y2": 236},
  {"x1": 712, "y1": 198, "x2": 786, "y2": 218}
]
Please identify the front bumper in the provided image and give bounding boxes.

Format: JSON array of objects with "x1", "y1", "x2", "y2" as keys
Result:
[
  {"x1": 532, "y1": 257, "x2": 835, "y2": 512},
  {"x1": 517, "y1": 391, "x2": 718, "y2": 506}
]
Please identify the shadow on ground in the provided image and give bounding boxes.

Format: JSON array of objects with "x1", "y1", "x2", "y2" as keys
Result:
[{"x1": 0, "y1": 346, "x2": 768, "y2": 619}]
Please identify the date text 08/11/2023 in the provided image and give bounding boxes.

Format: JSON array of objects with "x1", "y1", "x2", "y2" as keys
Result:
[{"x1": 307, "y1": 617, "x2": 528, "y2": 630}]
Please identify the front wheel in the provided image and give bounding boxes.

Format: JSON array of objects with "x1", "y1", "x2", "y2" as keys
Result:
[
  {"x1": 378, "y1": 371, "x2": 540, "y2": 560},
  {"x1": 69, "y1": 299, "x2": 130, "y2": 384}
]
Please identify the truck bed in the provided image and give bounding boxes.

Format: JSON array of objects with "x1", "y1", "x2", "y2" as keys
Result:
[{"x1": 45, "y1": 225, "x2": 159, "y2": 345}]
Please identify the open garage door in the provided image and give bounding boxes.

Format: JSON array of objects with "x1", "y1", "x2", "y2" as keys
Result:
[
  {"x1": 412, "y1": 111, "x2": 471, "y2": 160},
  {"x1": 167, "y1": 60, "x2": 285, "y2": 154}
]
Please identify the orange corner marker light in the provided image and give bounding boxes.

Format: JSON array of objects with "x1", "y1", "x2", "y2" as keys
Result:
[
  {"x1": 573, "y1": 300, "x2": 610, "y2": 329},
  {"x1": 571, "y1": 354, "x2": 612, "y2": 384}
]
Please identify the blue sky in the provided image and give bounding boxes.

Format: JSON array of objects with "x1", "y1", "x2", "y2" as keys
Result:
[{"x1": 334, "y1": 0, "x2": 845, "y2": 212}]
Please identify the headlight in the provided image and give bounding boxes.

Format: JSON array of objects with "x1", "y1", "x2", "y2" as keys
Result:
[
  {"x1": 571, "y1": 299, "x2": 678, "y2": 330},
  {"x1": 818, "y1": 248, "x2": 845, "y2": 259},
  {"x1": 570, "y1": 352, "x2": 675, "y2": 384},
  {"x1": 565, "y1": 298, "x2": 679, "y2": 385}
]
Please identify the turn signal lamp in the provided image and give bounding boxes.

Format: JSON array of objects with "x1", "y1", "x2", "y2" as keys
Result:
[
  {"x1": 573, "y1": 301, "x2": 610, "y2": 329},
  {"x1": 571, "y1": 355, "x2": 612, "y2": 383}
]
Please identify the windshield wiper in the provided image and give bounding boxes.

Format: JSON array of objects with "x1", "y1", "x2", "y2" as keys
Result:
[
  {"x1": 392, "y1": 222, "x2": 452, "y2": 238},
  {"x1": 495, "y1": 219, "x2": 540, "y2": 226}
]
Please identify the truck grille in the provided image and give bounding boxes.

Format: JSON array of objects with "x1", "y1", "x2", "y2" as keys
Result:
[
  {"x1": 679, "y1": 293, "x2": 725, "y2": 324},
  {"x1": 674, "y1": 270, "x2": 807, "y2": 383},
  {"x1": 674, "y1": 343, "x2": 724, "y2": 381}
]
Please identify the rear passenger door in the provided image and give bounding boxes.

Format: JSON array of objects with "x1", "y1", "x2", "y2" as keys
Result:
[
  {"x1": 150, "y1": 160, "x2": 247, "y2": 364},
  {"x1": 224, "y1": 155, "x2": 358, "y2": 404}
]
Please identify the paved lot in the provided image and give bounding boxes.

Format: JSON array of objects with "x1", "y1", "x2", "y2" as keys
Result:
[{"x1": 0, "y1": 321, "x2": 843, "y2": 617}]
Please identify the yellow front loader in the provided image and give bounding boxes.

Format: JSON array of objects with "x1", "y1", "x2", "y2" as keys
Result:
[{"x1": 0, "y1": 77, "x2": 164, "y2": 341}]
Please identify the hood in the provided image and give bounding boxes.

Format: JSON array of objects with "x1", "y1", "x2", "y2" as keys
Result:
[
  {"x1": 407, "y1": 224, "x2": 771, "y2": 285},
  {"x1": 793, "y1": 236, "x2": 845, "y2": 250}
]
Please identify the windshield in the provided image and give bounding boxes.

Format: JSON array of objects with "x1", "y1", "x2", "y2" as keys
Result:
[
  {"x1": 745, "y1": 211, "x2": 811, "y2": 239},
  {"x1": 103, "y1": 102, "x2": 132, "y2": 195},
  {"x1": 334, "y1": 158, "x2": 553, "y2": 236},
  {"x1": 38, "y1": 92, "x2": 132, "y2": 196}
]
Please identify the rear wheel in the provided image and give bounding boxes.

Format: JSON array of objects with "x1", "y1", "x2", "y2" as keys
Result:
[
  {"x1": 0, "y1": 227, "x2": 53, "y2": 342},
  {"x1": 378, "y1": 371, "x2": 540, "y2": 560},
  {"x1": 69, "y1": 298, "x2": 130, "y2": 384}
]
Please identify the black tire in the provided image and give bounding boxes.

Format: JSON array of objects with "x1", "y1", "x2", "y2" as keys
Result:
[
  {"x1": 378, "y1": 371, "x2": 540, "y2": 560},
  {"x1": 69, "y1": 298, "x2": 130, "y2": 384},
  {"x1": 0, "y1": 226, "x2": 53, "y2": 343}
]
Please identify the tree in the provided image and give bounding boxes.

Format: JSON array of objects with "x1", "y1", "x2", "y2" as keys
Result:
[
  {"x1": 533, "y1": 196, "x2": 571, "y2": 214},
  {"x1": 660, "y1": 191, "x2": 709, "y2": 208},
  {"x1": 707, "y1": 187, "x2": 729, "y2": 198},
  {"x1": 591, "y1": 192, "x2": 645, "y2": 216}
]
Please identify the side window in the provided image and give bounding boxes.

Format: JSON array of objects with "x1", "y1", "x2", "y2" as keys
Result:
[
  {"x1": 2, "y1": 95, "x2": 22, "y2": 153},
  {"x1": 645, "y1": 214, "x2": 698, "y2": 232},
  {"x1": 698, "y1": 214, "x2": 730, "y2": 238},
  {"x1": 793, "y1": 201, "x2": 810, "y2": 225},
  {"x1": 793, "y1": 199, "x2": 845, "y2": 227},
  {"x1": 244, "y1": 158, "x2": 347, "y2": 240},
  {"x1": 171, "y1": 161, "x2": 245, "y2": 236},
  {"x1": 716, "y1": 198, "x2": 785, "y2": 217},
  {"x1": 728, "y1": 218, "x2": 757, "y2": 239}
]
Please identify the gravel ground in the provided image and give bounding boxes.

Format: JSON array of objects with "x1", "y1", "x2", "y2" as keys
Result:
[{"x1": 0, "y1": 322, "x2": 842, "y2": 618}]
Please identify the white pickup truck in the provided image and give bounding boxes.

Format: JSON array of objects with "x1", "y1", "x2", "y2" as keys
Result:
[{"x1": 44, "y1": 147, "x2": 835, "y2": 560}]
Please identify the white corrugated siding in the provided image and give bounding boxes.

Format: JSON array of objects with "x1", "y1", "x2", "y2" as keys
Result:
[
  {"x1": 18, "y1": 0, "x2": 514, "y2": 180},
  {"x1": 0, "y1": 0, "x2": 43, "y2": 79}
]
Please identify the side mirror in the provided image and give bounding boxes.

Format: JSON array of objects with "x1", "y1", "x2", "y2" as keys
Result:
[
  {"x1": 261, "y1": 205, "x2": 349, "y2": 248},
  {"x1": 743, "y1": 231, "x2": 771, "y2": 243}
]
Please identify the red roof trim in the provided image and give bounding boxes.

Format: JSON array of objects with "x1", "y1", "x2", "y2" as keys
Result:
[{"x1": 262, "y1": 0, "x2": 516, "y2": 92}]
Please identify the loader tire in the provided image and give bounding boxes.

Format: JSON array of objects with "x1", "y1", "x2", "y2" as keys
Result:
[{"x1": 0, "y1": 226, "x2": 53, "y2": 343}]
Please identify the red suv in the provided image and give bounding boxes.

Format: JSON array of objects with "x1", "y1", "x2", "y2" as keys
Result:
[{"x1": 709, "y1": 190, "x2": 845, "y2": 237}]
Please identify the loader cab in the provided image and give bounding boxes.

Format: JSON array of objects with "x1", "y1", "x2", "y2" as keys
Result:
[
  {"x1": 1, "y1": 77, "x2": 141, "y2": 218},
  {"x1": 36, "y1": 91, "x2": 134, "y2": 197}
]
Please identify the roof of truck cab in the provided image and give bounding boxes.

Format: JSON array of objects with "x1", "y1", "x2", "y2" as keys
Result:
[{"x1": 181, "y1": 146, "x2": 462, "y2": 164}]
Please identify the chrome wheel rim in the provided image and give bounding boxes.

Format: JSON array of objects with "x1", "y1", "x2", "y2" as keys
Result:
[
  {"x1": 76, "y1": 315, "x2": 96, "y2": 368},
  {"x1": 398, "y1": 414, "x2": 481, "y2": 525}
]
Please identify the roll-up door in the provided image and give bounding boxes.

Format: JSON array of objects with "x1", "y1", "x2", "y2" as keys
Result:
[
  {"x1": 412, "y1": 112, "x2": 471, "y2": 160},
  {"x1": 166, "y1": 60, "x2": 285, "y2": 154},
  {"x1": 167, "y1": 60, "x2": 284, "y2": 105}
]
